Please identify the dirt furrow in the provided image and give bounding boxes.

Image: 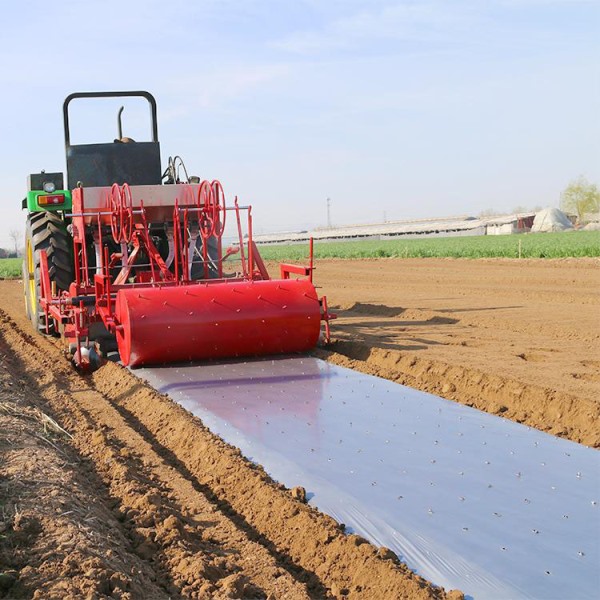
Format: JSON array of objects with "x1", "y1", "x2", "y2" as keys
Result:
[
  {"x1": 0, "y1": 312, "x2": 318, "y2": 599},
  {"x1": 88, "y1": 365, "x2": 445, "y2": 599},
  {"x1": 3, "y1": 255, "x2": 595, "y2": 598},
  {"x1": 315, "y1": 341, "x2": 600, "y2": 447},
  {"x1": 312, "y1": 258, "x2": 600, "y2": 447},
  {"x1": 0, "y1": 338, "x2": 170, "y2": 600},
  {"x1": 0, "y1": 302, "x2": 453, "y2": 599}
]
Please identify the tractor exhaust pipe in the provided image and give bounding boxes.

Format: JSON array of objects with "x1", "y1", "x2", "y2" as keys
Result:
[{"x1": 117, "y1": 106, "x2": 124, "y2": 140}]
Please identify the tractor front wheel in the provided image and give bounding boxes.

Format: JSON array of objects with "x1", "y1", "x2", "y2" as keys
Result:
[{"x1": 23, "y1": 211, "x2": 74, "y2": 335}]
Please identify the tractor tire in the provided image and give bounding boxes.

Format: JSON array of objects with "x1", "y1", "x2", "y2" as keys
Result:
[{"x1": 23, "y1": 211, "x2": 74, "y2": 335}]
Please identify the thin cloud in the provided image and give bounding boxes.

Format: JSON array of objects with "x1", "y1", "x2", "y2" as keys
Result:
[
  {"x1": 271, "y1": 0, "x2": 597, "y2": 55},
  {"x1": 271, "y1": 2, "x2": 480, "y2": 54},
  {"x1": 164, "y1": 63, "x2": 289, "y2": 113}
]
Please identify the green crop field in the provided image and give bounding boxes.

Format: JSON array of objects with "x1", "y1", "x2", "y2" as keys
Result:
[
  {"x1": 0, "y1": 258, "x2": 21, "y2": 279},
  {"x1": 258, "y1": 230, "x2": 600, "y2": 261},
  {"x1": 1, "y1": 231, "x2": 597, "y2": 281}
]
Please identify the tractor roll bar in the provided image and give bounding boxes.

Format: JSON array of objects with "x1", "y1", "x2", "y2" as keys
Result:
[{"x1": 63, "y1": 91, "x2": 159, "y2": 147}]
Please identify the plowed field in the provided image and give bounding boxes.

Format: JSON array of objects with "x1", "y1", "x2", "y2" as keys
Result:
[
  {"x1": 315, "y1": 258, "x2": 600, "y2": 448},
  {"x1": 1, "y1": 257, "x2": 598, "y2": 599}
]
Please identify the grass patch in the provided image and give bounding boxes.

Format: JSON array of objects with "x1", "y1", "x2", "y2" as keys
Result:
[
  {"x1": 0, "y1": 259, "x2": 21, "y2": 279},
  {"x1": 258, "y1": 230, "x2": 600, "y2": 261}
]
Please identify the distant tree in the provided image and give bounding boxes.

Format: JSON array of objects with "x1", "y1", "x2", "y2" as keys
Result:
[
  {"x1": 9, "y1": 229, "x2": 21, "y2": 257},
  {"x1": 478, "y1": 208, "x2": 498, "y2": 217},
  {"x1": 560, "y1": 176, "x2": 600, "y2": 223}
]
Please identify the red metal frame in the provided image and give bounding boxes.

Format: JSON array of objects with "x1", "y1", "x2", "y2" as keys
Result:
[{"x1": 38, "y1": 181, "x2": 335, "y2": 369}]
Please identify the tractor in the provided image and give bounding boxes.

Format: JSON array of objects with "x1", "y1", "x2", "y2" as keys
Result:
[{"x1": 23, "y1": 91, "x2": 333, "y2": 370}]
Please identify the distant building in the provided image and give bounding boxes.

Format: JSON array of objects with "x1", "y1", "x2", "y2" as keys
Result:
[
  {"x1": 484, "y1": 214, "x2": 535, "y2": 235},
  {"x1": 531, "y1": 208, "x2": 573, "y2": 233},
  {"x1": 254, "y1": 213, "x2": 536, "y2": 245}
]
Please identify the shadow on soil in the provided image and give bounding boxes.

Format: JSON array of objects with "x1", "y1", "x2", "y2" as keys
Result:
[
  {"x1": 0, "y1": 331, "x2": 178, "y2": 599},
  {"x1": 108, "y1": 382, "x2": 331, "y2": 598}
]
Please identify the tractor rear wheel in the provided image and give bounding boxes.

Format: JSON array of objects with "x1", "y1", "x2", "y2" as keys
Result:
[{"x1": 23, "y1": 211, "x2": 74, "y2": 334}]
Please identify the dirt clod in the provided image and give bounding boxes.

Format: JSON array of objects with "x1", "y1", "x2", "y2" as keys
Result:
[
  {"x1": 291, "y1": 486, "x2": 307, "y2": 503},
  {"x1": 377, "y1": 547, "x2": 398, "y2": 562}
]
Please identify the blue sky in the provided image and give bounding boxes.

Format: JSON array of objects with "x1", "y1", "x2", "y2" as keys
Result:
[{"x1": 0, "y1": 0, "x2": 598, "y2": 247}]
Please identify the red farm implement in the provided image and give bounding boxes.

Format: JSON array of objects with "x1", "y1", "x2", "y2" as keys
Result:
[{"x1": 23, "y1": 91, "x2": 334, "y2": 371}]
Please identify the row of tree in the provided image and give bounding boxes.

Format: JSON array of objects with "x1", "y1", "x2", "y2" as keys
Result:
[
  {"x1": 0, "y1": 249, "x2": 19, "y2": 258},
  {"x1": 0, "y1": 230, "x2": 22, "y2": 258}
]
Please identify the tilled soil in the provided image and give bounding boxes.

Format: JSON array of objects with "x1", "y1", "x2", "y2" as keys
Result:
[
  {"x1": 0, "y1": 277, "x2": 452, "y2": 599},
  {"x1": 312, "y1": 258, "x2": 600, "y2": 447},
  {"x1": 0, "y1": 256, "x2": 598, "y2": 599}
]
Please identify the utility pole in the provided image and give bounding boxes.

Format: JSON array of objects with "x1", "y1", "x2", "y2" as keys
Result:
[{"x1": 327, "y1": 197, "x2": 331, "y2": 229}]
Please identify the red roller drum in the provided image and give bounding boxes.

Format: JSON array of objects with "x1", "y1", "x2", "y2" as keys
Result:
[{"x1": 115, "y1": 279, "x2": 322, "y2": 367}]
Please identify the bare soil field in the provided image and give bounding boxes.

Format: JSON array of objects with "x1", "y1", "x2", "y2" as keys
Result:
[
  {"x1": 0, "y1": 275, "x2": 452, "y2": 600},
  {"x1": 314, "y1": 258, "x2": 600, "y2": 448},
  {"x1": 0, "y1": 257, "x2": 598, "y2": 599}
]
